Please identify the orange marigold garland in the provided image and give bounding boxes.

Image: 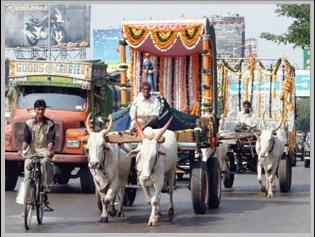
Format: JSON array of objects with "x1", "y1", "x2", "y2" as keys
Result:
[{"x1": 130, "y1": 48, "x2": 135, "y2": 102}]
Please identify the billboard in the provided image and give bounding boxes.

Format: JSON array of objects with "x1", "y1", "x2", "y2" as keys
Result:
[
  {"x1": 93, "y1": 29, "x2": 130, "y2": 64},
  {"x1": 209, "y1": 16, "x2": 245, "y2": 58},
  {"x1": 228, "y1": 69, "x2": 310, "y2": 97},
  {"x1": 5, "y1": 4, "x2": 91, "y2": 48}
]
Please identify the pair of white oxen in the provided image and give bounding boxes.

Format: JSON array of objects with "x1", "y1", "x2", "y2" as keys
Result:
[
  {"x1": 219, "y1": 112, "x2": 287, "y2": 198},
  {"x1": 85, "y1": 111, "x2": 286, "y2": 226},
  {"x1": 84, "y1": 113, "x2": 177, "y2": 226}
]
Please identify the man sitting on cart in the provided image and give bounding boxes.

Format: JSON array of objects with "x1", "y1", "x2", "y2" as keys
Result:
[
  {"x1": 235, "y1": 100, "x2": 258, "y2": 133},
  {"x1": 129, "y1": 81, "x2": 161, "y2": 131}
]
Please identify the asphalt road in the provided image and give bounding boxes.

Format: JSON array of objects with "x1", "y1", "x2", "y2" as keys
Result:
[{"x1": 5, "y1": 160, "x2": 311, "y2": 233}]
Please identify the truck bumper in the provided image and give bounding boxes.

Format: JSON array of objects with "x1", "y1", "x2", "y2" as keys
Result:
[{"x1": 5, "y1": 152, "x2": 88, "y2": 164}]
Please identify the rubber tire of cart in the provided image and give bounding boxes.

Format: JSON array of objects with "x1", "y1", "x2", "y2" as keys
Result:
[
  {"x1": 5, "y1": 161, "x2": 19, "y2": 191},
  {"x1": 291, "y1": 154, "x2": 297, "y2": 167},
  {"x1": 80, "y1": 166, "x2": 95, "y2": 194},
  {"x1": 304, "y1": 159, "x2": 310, "y2": 168},
  {"x1": 191, "y1": 161, "x2": 209, "y2": 214},
  {"x1": 207, "y1": 158, "x2": 222, "y2": 209},
  {"x1": 223, "y1": 152, "x2": 235, "y2": 188},
  {"x1": 123, "y1": 167, "x2": 137, "y2": 207},
  {"x1": 278, "y1": 153, "x2": 292, "y2": 193}
]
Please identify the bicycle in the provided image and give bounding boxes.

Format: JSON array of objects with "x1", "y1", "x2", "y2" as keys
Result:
[{"x1": 22, "y1": 154, "x2": 53, "y2": 230}]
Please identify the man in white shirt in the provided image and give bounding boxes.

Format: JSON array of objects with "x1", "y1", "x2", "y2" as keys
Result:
[
  {"x1": 129, "y1": 81, "x2": 161, "y2": 130},
  {"x1": 235, "y1": 100, "x2": 258, "y2": 132}
]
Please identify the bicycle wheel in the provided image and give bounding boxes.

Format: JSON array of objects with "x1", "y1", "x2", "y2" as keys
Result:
[
  {"x1": 36, "y1": 177, "x2": 44, "y2": 225},
  {"x1": 24, "y1": 179, "x2": 35, "y2": 230}
]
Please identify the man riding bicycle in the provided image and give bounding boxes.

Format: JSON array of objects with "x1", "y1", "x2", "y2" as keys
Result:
[{"x1": 18, "y1": 99, "x2": 55, "y2": 193}]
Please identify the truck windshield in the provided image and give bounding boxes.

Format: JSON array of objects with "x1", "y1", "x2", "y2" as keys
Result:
[{"x1": 16, "y1": 86, "x2": 87, "y2": 111}]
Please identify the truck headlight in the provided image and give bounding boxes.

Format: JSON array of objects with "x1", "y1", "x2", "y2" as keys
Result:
[
  {"x1": 305, "y1": 151, "x2": 310, "y2": 156},
  {"x1": 66, "y1": 139, "x2": 80, "y2": 148},
  {"x1": 5, "y1": 135, "x2": 11, "y2": 146}
]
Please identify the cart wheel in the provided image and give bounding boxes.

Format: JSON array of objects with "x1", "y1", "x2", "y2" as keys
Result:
[
  {"x1": 223, "y1": 152, "x2": 235, "y2": 188},
  {"x1": 207, "y1": 158, "x2": 221, "y2": 209},
  {"x1": 191, "y1": 161, "x2": 209, "y2": 214},
  {"x1": 304, "y1": 159, "x2": 310, "y2": 168},
  {"x1": 123, "y1": 167, "x2": 137, "y2": 206},
  {"x1": 290, "y1": 154, "x2": 297, "y2": 167},
  {"x1": 278, "y1": 154, "x2": 292, "y2": 193}
]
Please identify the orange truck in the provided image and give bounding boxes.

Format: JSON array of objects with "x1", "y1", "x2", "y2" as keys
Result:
[{"x1": 5, "y1": 59, "x2": 125, "y2": 193}]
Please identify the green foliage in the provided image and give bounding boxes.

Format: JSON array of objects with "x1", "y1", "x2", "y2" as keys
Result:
[
  {"x1": 295, "y1": 97, "x2": 310, "y2": 133},
  {"x1": 260, "y1": 4, "x2": 310, "y2": 49}
]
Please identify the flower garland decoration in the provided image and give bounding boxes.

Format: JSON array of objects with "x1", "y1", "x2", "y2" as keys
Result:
[
  {"x1": 159, "y1": 56, "x2": 165, "y2": 96},
  {"x1": 129, "y1": 48, "x2": 134, "y2": 102},
  {"x1": 244, "y1": 55, "x2": 256, "y2": 101},
  {"x1": 222, "y1": 69, "x2": 229, "y2": 117},
  {"x1": 123, "y1": 23, "x2": 203, "y2": 52},
  {"x1": 280, "y1": 58, "x2": 295, "y2": 125}
]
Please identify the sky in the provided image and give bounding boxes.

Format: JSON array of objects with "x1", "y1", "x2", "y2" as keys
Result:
[
  {"x1": 3, "y1": 3, "x2": 306, "y2": 69},
  {"x1": 89, "y1": 3, "x2": 304, "y2": 68}
]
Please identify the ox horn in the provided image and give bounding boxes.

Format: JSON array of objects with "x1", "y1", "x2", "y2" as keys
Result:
[
  {"x1": 134, "y1": 111, "x2": 146, "y2": 140},
  {"x1": 85, "y1": 113, "x2": 94, "y2": 134},
  {"x1": 272, "y1": 113, "x2": 283, "y2": 133},
  {"x1": 102, "y1": 114, "x2": 113, "y2": 135},
  {"x1": 262, "y1": 111, "x2": 267, "y2": 130},
  {"x1": 154, "y1": 116, "x2": 173, "y2": 141}
]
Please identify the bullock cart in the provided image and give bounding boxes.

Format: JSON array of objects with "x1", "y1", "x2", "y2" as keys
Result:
[
  {"x1": 103, "y1": 18, "x2": 222, "y2": 214},
  {"x1": 217, "y1": 58, "x2": 295, "y2": 192}
]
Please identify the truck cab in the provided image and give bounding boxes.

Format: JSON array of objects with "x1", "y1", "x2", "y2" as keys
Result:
[{"x1": 5, "y1": 59, "x2": 124, "y2": 193}]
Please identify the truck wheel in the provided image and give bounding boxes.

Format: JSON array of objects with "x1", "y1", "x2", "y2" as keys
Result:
[
  {"x1": 191, "y1": 161, "x2": 209, "y2": 214},
  {"x1": 207, "y1": 158, "x2": 221, "y2": 209},
  {"x1": 278, "y1": 154, "x2": 292, "y2": 193},
  {"x1": 304, "y1": 159, "x2": 310, "y2": 168},
  {"x1": 5, "y1": 161, "x2": 19, "y2": 191},
  {"x1": 80, "y1": 166, "x2": 95, "y2": 193},
  {"x1": 54, "y1": 174, "x2": 71, "y2": 185},
  {"x1": 223, "y1": 152, "x2": 235, "y2": 188}
]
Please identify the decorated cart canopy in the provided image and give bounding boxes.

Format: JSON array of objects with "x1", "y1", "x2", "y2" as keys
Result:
[
  {"x1": 8, "y1": 60, "x2": 107, "y2": 90},
  {"x1": 119, "y1": 19, "x2": 218, "y2": 116}
]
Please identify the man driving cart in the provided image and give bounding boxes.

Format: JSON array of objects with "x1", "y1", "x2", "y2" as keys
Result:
[{"x1": 235, "y1": 100, "x2": 258, "y2": 133}]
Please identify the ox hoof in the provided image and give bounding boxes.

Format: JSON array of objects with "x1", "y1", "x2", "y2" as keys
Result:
[
  {"x1": 98, "y1": 217, "x2": 108, "y2": 223},
  {"x1": 108, "y1": 206, "x2": 117, "y2": 217},
  {"x1": 267, "y1": 192, "x2": 274, "y2": 198},
  {"x1": 260, "y1": 186, "x2": 267, "y2": 193},
  {"x1": 116, "y1": 211, "x2": 124, "y2": 218},
  {"x1": 148, "y1": 220, "x2": 158, "y2": 226},
  {"x1": 168, "y1": 208, "x2": 174, "y2": 217},
  {"x1": 148, "y1": 216, "x2": 159, "y2": 226}
]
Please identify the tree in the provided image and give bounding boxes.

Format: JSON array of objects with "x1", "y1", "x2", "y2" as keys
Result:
[
  {"x1": 260, "y1": 4, "x2": 310, "y2": 49},
  {"x1": 295, "y1": 97, "x2": 310, "y2": 133}
]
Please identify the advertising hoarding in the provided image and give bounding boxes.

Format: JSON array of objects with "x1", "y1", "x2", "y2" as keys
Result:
[{"x1": 5, "y1": 4, "x2": 91, "y2": 48}]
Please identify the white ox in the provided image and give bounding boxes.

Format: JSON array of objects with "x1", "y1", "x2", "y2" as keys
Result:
[
  {"x1": 85, "y1": 114, "x2": 131, "y2": 222},
  {"x1": 255, "y1": 112, "x2": 285, "y2": 198},
  {"x1": 127, "y1": 114, "x2": 178, "y2": 226}
]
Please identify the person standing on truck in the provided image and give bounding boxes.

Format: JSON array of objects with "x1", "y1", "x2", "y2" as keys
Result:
[
  {"x1": 235, "y1": 100, "x2": 258, "y2": 132},
  {"x1": 129, "y1": 81, "x2": 161, "y2": 130},
  {"x1": 18, "y1": 99, "x2": 55, "y2": 193}
]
